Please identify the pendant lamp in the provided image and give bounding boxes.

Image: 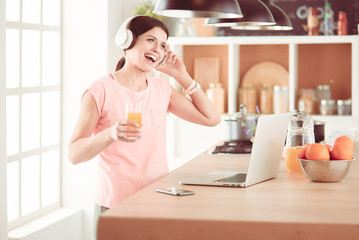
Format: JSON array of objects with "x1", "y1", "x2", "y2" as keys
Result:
[
  {"x1": 232, "y1": 0, "x2": 293, "y2": 30},
  {"x1": 204, "y1": 0, "x2": 275, "y2": 27},
  {"x1": 153, "y1": 0, "x2": 243, "y2": 18}
]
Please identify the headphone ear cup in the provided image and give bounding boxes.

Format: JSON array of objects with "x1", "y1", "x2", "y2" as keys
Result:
[
  {"x1": 115, "y1": 28, "x2": 134, "y2": 50},
  {"x1": 115, "y1": 16, "x2": 136, "y2": 50},
  {"x1": 121, "y1": 29, "x2": 134, "y2": 50}
]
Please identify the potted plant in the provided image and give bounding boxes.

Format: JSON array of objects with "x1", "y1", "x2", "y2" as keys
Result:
[{"x1": 133, "y1": 0, "x2": 164, "y2": 20}]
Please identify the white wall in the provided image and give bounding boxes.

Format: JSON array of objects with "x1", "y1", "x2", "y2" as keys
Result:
[
  {"x1": 62, "y1": 1, "x2": 147, "y2": 239},
  {"x1": 62, "y1": 0, "x2": 109, "y2": 239},
  {"x1": 1, "y1": 0, "x2": 8, "y2": 238}
]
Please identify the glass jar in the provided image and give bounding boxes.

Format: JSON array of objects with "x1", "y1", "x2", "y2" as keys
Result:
[
  {"x1": 337, "y1": 99, "x2": 351, "y2": 115},
  {"x1": 284, "y1": 111, "x2": 315, "y2": 173},
  {"x1": 320, "y1": 99, "x2": 337, "y2": 115},
  {"x1": 206, "y1": 82, "x2": 225, "y2": 114},
  {"x1": 260, "y1": 83, "x2": 273, "y2": 114},
  {"x1": 238, "y1": 83, "x2": 257, "y2": 113},
  {"x1": 273, "y1": 85, "x2": 288, "y2": 114},
  {"x1": 315, "y1": 85, "x2": 331, "y2": 112},
  {"x1": 297, "y1": 89, "x2": 315, "y2": 114}
]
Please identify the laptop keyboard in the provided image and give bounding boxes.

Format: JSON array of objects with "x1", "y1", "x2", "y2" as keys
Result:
[{"x1": 214, "y1": 173, "x2": 247, "y2": 183}]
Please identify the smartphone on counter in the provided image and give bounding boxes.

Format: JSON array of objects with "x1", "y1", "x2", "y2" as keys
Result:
[{"x1": 156, "y1": 187, "x2": 194, "y2": 196}]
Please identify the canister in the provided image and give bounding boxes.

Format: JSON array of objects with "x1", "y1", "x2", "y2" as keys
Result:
[
  {"x1": 273, "y1": 85, "x2": 288, "y2": 114},
  {"x1": 320, "y1": 99, "x2": 337, "y2": 115},
  {"x1": 206, "y1": 82, "x2": 225, "y2": 114},
  {"x1": 238, "y1": 83, "x2": 257, "y2": 113},
  {"x1": 260, "y1": 83, "x2": 273, "y2": 114},
  {"x1": 337, "y1": 99, "x2": 351, "y2": 115}
]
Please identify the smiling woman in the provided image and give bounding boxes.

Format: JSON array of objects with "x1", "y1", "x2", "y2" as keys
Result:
[{"x1": 67, "y1": 14, "x2": 221, "y2": 239}]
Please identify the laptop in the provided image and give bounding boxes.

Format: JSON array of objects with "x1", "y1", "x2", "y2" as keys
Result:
[{"x1": 180, "y1": 112, "x2": 290, "y2": 188}]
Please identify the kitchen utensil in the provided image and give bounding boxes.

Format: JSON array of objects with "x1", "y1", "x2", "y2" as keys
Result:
[
  {"x1": 222, "y1": 104, "x2": 258, "y2": 141},
  {"x1": 298, "y1": 158, "x2": 354, "y2": 182},
  {"x1": 242, "y1": 61, "x2": 289, "y2": 95}
]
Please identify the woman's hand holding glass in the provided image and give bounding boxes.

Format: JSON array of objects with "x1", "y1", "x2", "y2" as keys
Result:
[
  {"x1": 110, "y1": 119, "x2": 141, "y2": 142},
  {"x1": 110, "y1": 101, "x2": 142, "y2": 142}
]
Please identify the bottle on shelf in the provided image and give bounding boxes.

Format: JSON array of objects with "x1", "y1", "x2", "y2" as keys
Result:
[
  {"x1": 206, "y1": 82, "x2": 225, "y2": 114},
  {"x1": 337, "y1": 11, "x2": 348, "y2": 36},
  {"x1": 323, "y1": 2, "x2": 335, "y2": 35},
  {"x1": 307, "y1": 7, "x2": 319, "y2": 36},
  {"x1": 238, "y1": 83, "x2": 257, "y2": 113}
]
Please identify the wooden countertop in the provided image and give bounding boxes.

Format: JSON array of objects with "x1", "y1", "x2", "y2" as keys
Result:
[{"x1": 97, "y1": 152, "x2": 359, "y2": 240}]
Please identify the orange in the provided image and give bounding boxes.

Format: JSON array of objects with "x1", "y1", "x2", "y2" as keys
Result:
[
  {"x1": 297, "y1": 144, "x2": 309, "y2": 159},
  {"x1": 324, "y1": 144, "x2": 332, "y2": 150},
  {"x1": 329, "y1": 137, "x2": 353, "y2": 160},
  {"x1": 305, "y1": 143, "x2": 330, "y2": 161},
  {"x1": 333, "y1": 136, "x2": 353, "y2": 146}
]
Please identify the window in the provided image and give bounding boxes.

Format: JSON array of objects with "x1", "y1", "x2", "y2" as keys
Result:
[{"x1": 5, "y1": 0, "x2": 62, "y2": 229}]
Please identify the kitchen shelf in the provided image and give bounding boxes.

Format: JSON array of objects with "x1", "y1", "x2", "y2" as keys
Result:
[{"x1": 168, "y1": 35, "x2": 359, "y2": 117}]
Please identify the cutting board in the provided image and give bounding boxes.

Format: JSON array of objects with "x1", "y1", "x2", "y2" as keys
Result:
[
  {"x1": 194, "y1": 57, "x2": 220, "y2": 90},
  {"x1": 242, "y1": 61, "x2": 289, "y2": 92}
]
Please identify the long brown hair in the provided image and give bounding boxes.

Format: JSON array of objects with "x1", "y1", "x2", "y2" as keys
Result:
[{"x1": 115, "y1": 16, "x2": 169, "y2": 71}]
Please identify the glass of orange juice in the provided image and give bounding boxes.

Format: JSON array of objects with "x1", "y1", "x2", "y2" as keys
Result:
[{"x1": 126, "y1": 101, "x2": 142, "y2": 129}]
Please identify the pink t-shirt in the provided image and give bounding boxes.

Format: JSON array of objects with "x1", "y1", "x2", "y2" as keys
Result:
[{"x1": 86, "y1": 74, "x2": 171, "y2": 208}]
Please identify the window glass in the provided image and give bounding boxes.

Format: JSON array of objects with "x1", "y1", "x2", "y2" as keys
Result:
[
  {"x1": 6, "y1": 0, "x2": 20, "y2": 22},
  {"x1": 22, "y1": 30, "x2": 41, "y2": 87},
  {"x1": 21, "y1": 155, "x2": 40, "y2": 216},
  {"x1": 6, "y1": 28, "x2": 20, "y2": 88},
  {"x1": 21, "y1": 93, "x2": 40, "y2": 152},
  {"x1": 22, "y1": 0, "x2": 41, "y2": 24},
  {"x1": 41, "y1": 151, "x2": 59, "y2": 207},
  {"x1": 42, "y1": 31, "x2": 60, "y2": 86},
  {"x1": 6, "y1": 95, "x2": 20, "y2": 156},
  {"x1": 42, "y1": 91, "x2": 60, "y2": 146},
  {"x1": 7, "y1": 161, "x2": 20, "y2": 222},
  {"x1": 43, "y1": 0, "x2": 60, "y2": 26}
]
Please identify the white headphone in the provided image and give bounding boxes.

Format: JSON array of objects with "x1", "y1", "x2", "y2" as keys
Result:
[{"x1": 115, "y1": 16, "x2": 138, "y2": 50}]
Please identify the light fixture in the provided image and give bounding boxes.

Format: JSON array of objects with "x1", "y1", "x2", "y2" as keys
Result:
[
  {"x1": 231, "y1": 0, "x2": 293, "y2": 30},
  {"x1": 204, "y1": 0, "x2": 275, "y2": 27},
  {"x1": 153, "y1": 0, "x2": 243, "y2": 19}
]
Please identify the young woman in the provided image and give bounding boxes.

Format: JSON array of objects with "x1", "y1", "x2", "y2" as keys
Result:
[{"x1": 68, "y1": 15, "x2": 221, "y2": 237}]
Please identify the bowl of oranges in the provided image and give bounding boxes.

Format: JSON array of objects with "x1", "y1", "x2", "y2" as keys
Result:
[{"x1": 297, "y1": 136, "x2": 355, "y2": 182}]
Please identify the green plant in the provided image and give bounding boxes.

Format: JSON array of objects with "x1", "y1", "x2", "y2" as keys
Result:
[{"x1": 133, "y1": 0, "x2": 165, "y2": 20}]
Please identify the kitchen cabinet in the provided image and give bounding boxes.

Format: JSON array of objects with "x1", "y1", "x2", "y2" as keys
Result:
[{"x1": 163, "y1": 35, "x2": 359, "y2": 167}]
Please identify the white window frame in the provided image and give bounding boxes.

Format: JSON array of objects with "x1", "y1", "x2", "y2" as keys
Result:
[
  {"x1": 1, "y1": 0, "x2": 8, "y2": 238},
  {"x1": 5, "y1": 0, "x2": 63, "y2": 230}
]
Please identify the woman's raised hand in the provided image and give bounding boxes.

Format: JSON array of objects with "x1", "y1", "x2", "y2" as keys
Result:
[{"x1": 155, "y1": 50, "x2": 188, "y2": 80}]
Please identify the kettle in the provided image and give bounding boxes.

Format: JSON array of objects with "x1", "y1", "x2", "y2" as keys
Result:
[{"x1": 223, "y1": 104, "x2": 259, "y2": 141}]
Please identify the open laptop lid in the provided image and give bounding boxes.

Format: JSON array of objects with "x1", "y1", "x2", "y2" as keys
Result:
[{"x1": 244, "y1": 113, "x2": 290, "y2": 187}]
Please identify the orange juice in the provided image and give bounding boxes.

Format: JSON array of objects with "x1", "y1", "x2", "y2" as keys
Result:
[
  {"x1": 127, "y1": 112, "x2": 142, "y2": 128},
  {"x1": 284, "y1": 146, "x2": 303, "y2": 173}
]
